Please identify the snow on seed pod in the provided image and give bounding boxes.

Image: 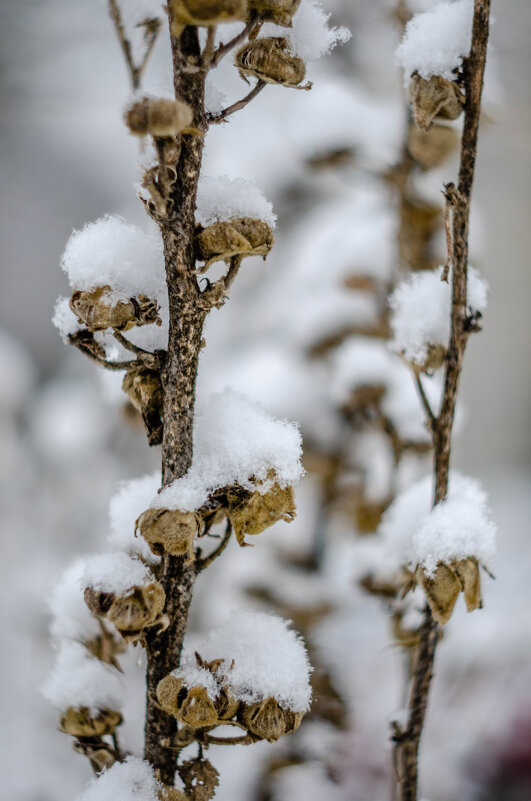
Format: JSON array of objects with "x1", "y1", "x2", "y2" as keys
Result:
[
  {"x1": 60, "y1": 706, "x2": 122, "y2": 738},
  {"x1": 70, "y1": 285, "x2": 161, "y2": 332},
  {"x1": 195, "y1": 218, "x2": 274, "y2": 268},
  {"x1": 407, "y1": 124, "x2": 459, "y2": 170},
  {"x1": 248, "y1": 0, "x2": 301, "y2": 26},
  {"x1": 408, "y1": 74, "x2": 465, "y2": 132},
  {"x1": 235, "y1": 37, "x2": 307, "y2": 88},
  {"x1": 122, "y1": 366, "x2": 163, "y2": 447},
  {"x1": 136, "y1": 507, "x2": 200, "y2": 559},
  {"x1": 227, "y1": 478, "x2": 296, "y2": 546},
  {"x1": 124, "y1": 97, "x2": 195, "y2": 138},
  {"x1": 168, "y1": 0, "x2": 247, "y2": 36}
]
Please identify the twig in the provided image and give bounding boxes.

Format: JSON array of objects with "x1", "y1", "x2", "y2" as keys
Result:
[
  {"x1": 210, "y1": 19, "x2": 259, "y2": 67},
  {"x1": 223, "y1": 254, "x2": 244, "y2": 291},
  {"x1": 208, "y1": 81, "x2": 267, "y2": 124},
  {"x1": 201, "y1": 26, "x2": 217, "y2": 68},
  {"x1": 201, "y1": 732, "x2": 258, "y2": 746},
  {"x1": 108, "y1": 0, "x2": 160, "y2": 90},
  {"x1": 197, "y1": 519, "x2": 232, "y2": 571},
  {"x1": 413, "y1": 373, "x2": 437, "y2": 432},
  {"x1": 71, "y1": 337, "x2": 143, "y2": 372},
  {"x1": 112, "y1": 330, "x2": 163, "y2": 368}
]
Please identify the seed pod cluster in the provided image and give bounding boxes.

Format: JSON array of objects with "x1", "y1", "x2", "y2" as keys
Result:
[
  {"x1": 157, "y1": 673, "x2": 238, "y2": 730},
  {"x1": 408, "y1": 74, "x2": 465, "y2": 132},
  {"x1": 235, "y1": 37, "x2": 306, "y2": 88},
  {"x1": 122, "y1": 366, "x2": 163, "y2": 446},
  {"x1": 70, "y1": 285, "x2": 161, "y2": 332},
  {"x1": 136, "y1": 507, "x2": 200, "y2": 559},
  {"x1": 168, "y1": 0, "x2": 247, "y2": 35},
  {"x1": 417, "y1": 557, "x2": 482, "y2": 625},
  {"x1": 227, "y1": 479, "x2": 296, "y2": 546},
  {"x1": 60, "y1": 706, "x2": 122, "y2": 738},
  {"x1": 248, "y1": 0, "x2": 301, "y2": 25},
  {"x1": 124, "y1": 97, "x2": 194, "y2": 138},
  {"x1": 84, "y1": 581, "x2": 166, "y2": 643},
  {"x1": 195, "y1": 218, "x2": 274, "y2": 268},
  {"x1": 407, "y1": 124, "x2": 459, "y2": 170}
]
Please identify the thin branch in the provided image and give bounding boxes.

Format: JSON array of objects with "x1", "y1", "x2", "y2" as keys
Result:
[
  {"x1": 201, "y1": 732, "x2": 258, "y2": 746},
  {"x1": 223, "y1": 254, "x2": 244, "y2": 291},
  {"x1": 208, "y1": 80, "x2": 267, "y2": 124},
  {"x1": 108, "y1": 0, "x2": 160, "y2": 90},
  {"x1": 413, "y1": 372, "x2": 437, "y2": 432},
  {"x1": 197, "y1": 519, "x2": 232, "y2": 571},
  {"x1": 201, "y1": 26, "x2": 217, "y2": 68},
  {"x1": 210, "y1": 19, "x2": 259, "y2": 67},
  {"x1": 71, "y1": 337, "x2": 142, "y2": 372},
  {"x1": 112, "y1": 330, "x2": 163, "y2": 368}
]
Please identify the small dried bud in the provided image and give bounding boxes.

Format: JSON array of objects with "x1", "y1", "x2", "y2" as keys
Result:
[
  {"x1": 408, "y1": 124, "x2": 459, "y2": 170},
  {"x1": 235, "y1": 37, "x2": 307, "y2": 88},
  {"x1": 60, "y1": 706, "x2": 122, "y2": 737},
  {"x1": 70, "y1": 286, "x2": 160, "y2": 332},
  {"x1": 415, "y1": 342, "x2": 447, "y2": 374},
  {"x1": 169, "y1": 0, "x2": 247, "y2": 35},
  {"x1": 84, "y1": 582, "x2": 166, "y2": 642},
  {"x1": 408, "y1": 74, "x2": 465, "y2": 132},
  {"x1": 195, "y1": 218, "x2": 274, "y2": 268},
  {"x1": 124, "y1": 97, "x2": 194, "y2": 138},
  {"x1": 136, "y1": 507, "x2": 200, "y2": 559},
  {"x1": 122, "y1": 366, "x2": 163, "y2": 446},
  {"x1": 239, "y1": 697, "x2": 286, "y2": 742},
  {"x1": 228, "y1": 481, "x2": 296, "y2": 546},
  {"x1": 248, "y1": 0, "x2": 301, "y2": 26}
]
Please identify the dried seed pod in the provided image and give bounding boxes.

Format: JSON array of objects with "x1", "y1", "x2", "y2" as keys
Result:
[
  {"x1": 60, "y1": 706, "x2": 122, "y2": 738},
  {"x1": 239, "y1": 697, "x2": 286, "y2": 742},
  {"x1": 408, "y1": 74, "x2": 465, "y2": 132},
  {"x1": 156, "y1": 673, "x2": 185, "y2": 717},
  {"x1": 136, "y1": 507, "x2": 200, "y2": 559},
  {"x1": 235, "y1": 37, "x2": 307, "y2": 88},
  {"x1": 169, "y1": 0, "x2": 247, "y2": 35},
  {"x1": 408, "y1": 124, "x2": 459, "y2": 170},
  {"x1": 125, "y1": 97, "x2": 194, "y2": 138},
  {"x1": 84, "y1": 582, "x2": 166, "y2": 642},
  {"x1": 248, "y1": 0, "x2": 301, "y2": 26},
  {"x1": 452, "y1": 557, "x2": 482, "y2": 613},
  {"x1": 354, "y1": 498, "x2": 389, "y2": 534},
  {"x1": 228, "y1": 482, "x2": 296, "y2": 546},
  {"x1": 122, "y1": 366, "x2": 163, "y2": 446},
  {"x1": 70, "y1": 286, "x2": 161, "y2": 332},
  {"x1": 417, "y1": 562, "x2": 462, "y2": 625},
  {"x1": 178, "y1": 686, "x2": 219, "y2": 728},
  {"x1": 195, "y1": 218, "x2": 274, "y2": 268},
  {"x1": 215, "y1": 687, "x2": 240, "y2": 721}
]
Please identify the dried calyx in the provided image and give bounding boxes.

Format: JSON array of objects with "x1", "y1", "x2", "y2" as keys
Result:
[
  {"x1": 60, "y1": 706, "x2": 122, "y2": 737},
  {"x1": 70, "y1": 285, "x2": 161, "y2": 333},
  {"x1": 408, "y1": 73, "x2": 465, "y2": 132},
  {"x1": 195, "y1": 218, "x2": 274, "y2": 269},
  {"x1": 249, "y1": 0, "x2": 301, "y2": 26},
  {"x1": 226, "y1": 478, "x2": 296, "y2": 546},
  {"x1": 235, "y1": 37, "x2": 308, "y2": 89},
  {"x1": 417, "y1": 557, "x2": 482, "y2": 625},
  {"x1": 84, "y1": 581, "x2": 167, "y2": 643},
  {"x1": 122, "y1": 366, "x2": 164, "y2": 446},
  {"x1": 136, "y1": 508, "x2": 201, "y2": 560},
  {"x1": 124, "y1": 97, "x2": 195, "y2": 138},
  {"x1": 168, "y1": 0, "x2": 247, "y2": 35}
]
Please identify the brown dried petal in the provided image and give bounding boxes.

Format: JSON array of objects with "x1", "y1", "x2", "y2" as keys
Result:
[
  {"x1": 354, "y1": 498, "x2": 389, "y2": 534},
  {"x1": 122, "y1": 367, "x2": 164, "y2": 446},
  {"x1": 178, "y1": 686, "x2": 219, "y2": 729},
  {"x1": 453, "y1": 557, "x2": 482, "y2": 613},
  {"x1": 157, "y1": 674, "x2": 185, "y2": 717},
  {"x1": 239, "y1": 697, "x2": 286, "y2": 742},
  {"x1": 235, "y1": 37, "x2": 306, "y2": 87},
  {"x1": 417, "y1": 563, "x2": 461, "y2": 625},
  {"x1": 60, "y1": 706, "x2": 122, "y2": 737},
  {"x1": 215, "y1": 688, "x2": 240, "y2": 721},
  {"x1": 408, "y1": 74, "x2": 465, "y2": 132},
  {"x1": 408, "y1": 124, "x2": 459, "y2": 170},
  {"x1": 136, "y1": 508, "x2": 199, "y2": 559},
  {"x1": 228, "y1": 483, "x2": 296, "y2": 546}
]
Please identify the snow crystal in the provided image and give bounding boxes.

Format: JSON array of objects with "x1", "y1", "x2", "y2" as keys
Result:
[
  {"x1": 49, "y1": 559, "x2": 101, "y2": 643},
  {"x1": 82, "y1": 552, "x2": 154, "y2": 595},
  {"x1": 61, "y1": 215, "x2": 166, "y2": 302},
  {"x1": 42, "y1": 641, "x2": 124, "y2": 712},
  {"x1": 75, "y1": 757, "x2": 162, "y2": 801},
  {"x1": 196, "y1": 610, "x2": 312, "y2": 711},
  {"x1": 262, "y1": 0, "x2": 351, "y2": 62},
  {"x1": 196, "y1": 175, "x2": 276, "y2": 228},
  {"x1": 389, "y1": 266, "x2": 488, "y2": 366},
  {"x1": 396, "y1": 1, "x2": 475, "y2": 82},
  {"x1": 52, "y1": 296, "x2": 82, "y2": 342},
  {"x1": 152, "y1": 389, "x2": 303, "y2": 512},
  {"x1": 171, "y1": 663, "x2": 221, "y2": 699},
  {"x1": 108, "y1": 473, "x2": 161, "y2": 564}
]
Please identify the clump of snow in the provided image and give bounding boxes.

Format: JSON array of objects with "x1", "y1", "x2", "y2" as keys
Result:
[
  {"x1": 205, "y1": 75, "x2": 227, "y2": 115},
  {"x1": 49, "y1": 559, "x2": 102, "y2": 643},
  {"x1": 108, "y1": 473, "x2": 161, "y2": 564},
  {"x1": 196, "y1": 175, "x2": 276, "y2": 228},
  {"x1": 43, "y1": 641, "x2": 124, "y2": 712},
  {"x1": 389, "y1": 266, "x2": 488, "y2": 366},
  {"x1": 152, "y1": 389, "x2": 303, "y2": 511},
  {"x1": 82, "y1": 553, "x2": 154, "y2": 596},
  {"x1": 196, "y1": 610, "x2": 312, "y2": 711},
  {"x1": 61, "y1": 215, "x2": 166, "y2": 302},
  {"x1": 52, "y1": 296, "x2": 82, "y2": 342},
  {"x1": 75, "y1": 757, "x2": 162, "y2": 801},
  {"x1": 171, "y1": 663, "x2": 221, "y2": 699},
  {"x1": 396, "y1": 0, "x2": 475, "y2": 82},
  {"x1": 262, "y1": 0, "x2": 351, "y2": 61}
]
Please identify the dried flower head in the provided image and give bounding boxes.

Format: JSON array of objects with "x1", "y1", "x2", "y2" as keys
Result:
[
  {"x1": 60, "y1": 706, "x2": 122, "y2": 738},
  {"x1": 227, "y1": 480, "x2": 296, "y2": 546},
  {"x1": 235, "y1": 37, "x2": 307, "y2": 88},
  {"x1": 248, "y1": 0, "x2": 301, "y2": 26},
  {"x1": 136, "y1": 507, "x2": 200, "y2": 559},
  {"x1": 195, "y1": 218, "x2": 274, "y2": 268},
  {"x1": 84, "y1": 582, "x2": 166, "y2": 642},
  {"x1": 70, "y1": 286, "x2": 161, "y2": 332},
  {"x1": 156, "y1": 675, "x2": 219, "y2": 728},
  {"x1": 239, "y1": 697, "x2": 303, "y2": 742},
  {"x1": 417, "y1": 557, "x2": 482, "y2": 625},
  {"x1": 408, "y1": 124, "x2": 459, "y2": 170},
  {"x1": 124, "y1": 97, "x2": 194, "y2": 138},
  {"x1": 408, "y1": 74, "x2": 465, "y2": 132},
  {"x1": 122, "y1": 366, "x2": 164, "y2": 446},
  {"x1": 169, "y1": 0, "x2": 247, "y2": 35}
]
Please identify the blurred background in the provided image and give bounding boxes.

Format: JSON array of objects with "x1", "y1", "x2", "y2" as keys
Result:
[{"x1": 1, "y1": 1, "x2": 530, "y2": 799}]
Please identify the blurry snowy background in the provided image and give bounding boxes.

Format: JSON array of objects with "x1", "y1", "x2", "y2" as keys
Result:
[{"x1": 1, "y1": 1, "x2": 530, "y2": 800}]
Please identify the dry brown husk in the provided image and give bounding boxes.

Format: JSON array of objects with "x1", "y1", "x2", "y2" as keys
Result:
[
  {"x1": 227, "y1": 481, "x2": 296, "y2": 546},
  {"x1": 136, "y1": 507, "x2": 200, "y2": 559},
  {"x1": 84, "y1": 582, "x2": 166, "y2": 642},
  {"x1": 178, "y1": 757, "x2": 219, "y2": 801},
  {"x1": 169, "y1": 0, "x2": 247, "y2": 35},
  {"x1": 235, "y1": 37, "x2": 306, "y2": 87},
  {"x1": 178, "y1": 686, "x2": 219, "y2": 729},
  {"x1": 408, "y1": 74, "x2": 465, "y2": 132},
  {"x1": 417, "y1": 557, "x2": 482, "y2": 624},
  {"x1": 70, "y1": 285, "x2": 161, "y2": 332},
  {"x1": 248, "y1": 0, "x2": 301, "y2": 25},
  {"x1": 195, "y1": 218, "x2": 274, "y2": 268},
  {"x1": 239, "y1": 697, "x2": 286, "y2": 741},
  {"x1": 60, "y1": 706, "x2": 122, "y2": 737},
  {"x1": 157, "y1": 673, "x2": 184, "y2": 717},
  {"x1": 125, "y1": 97, "x2": 195, "y2": 138},
  {"x1": 408, "y1": 123, "x2": 459, "y2": 170},
  {"x1": 354, "y1": 497, "x2": 389, "y2": 534},
  {"x1": 412, "y1": 343, "x2": 447, "y2": 374},
  {"x1": 122, "y1": 366, "x2": 164, "y2": 446}
]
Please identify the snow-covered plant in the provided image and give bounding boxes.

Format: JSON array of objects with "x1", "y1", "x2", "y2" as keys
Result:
[{"x1": 45, "y1": 1, "x2": 348, "y2": 797}]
